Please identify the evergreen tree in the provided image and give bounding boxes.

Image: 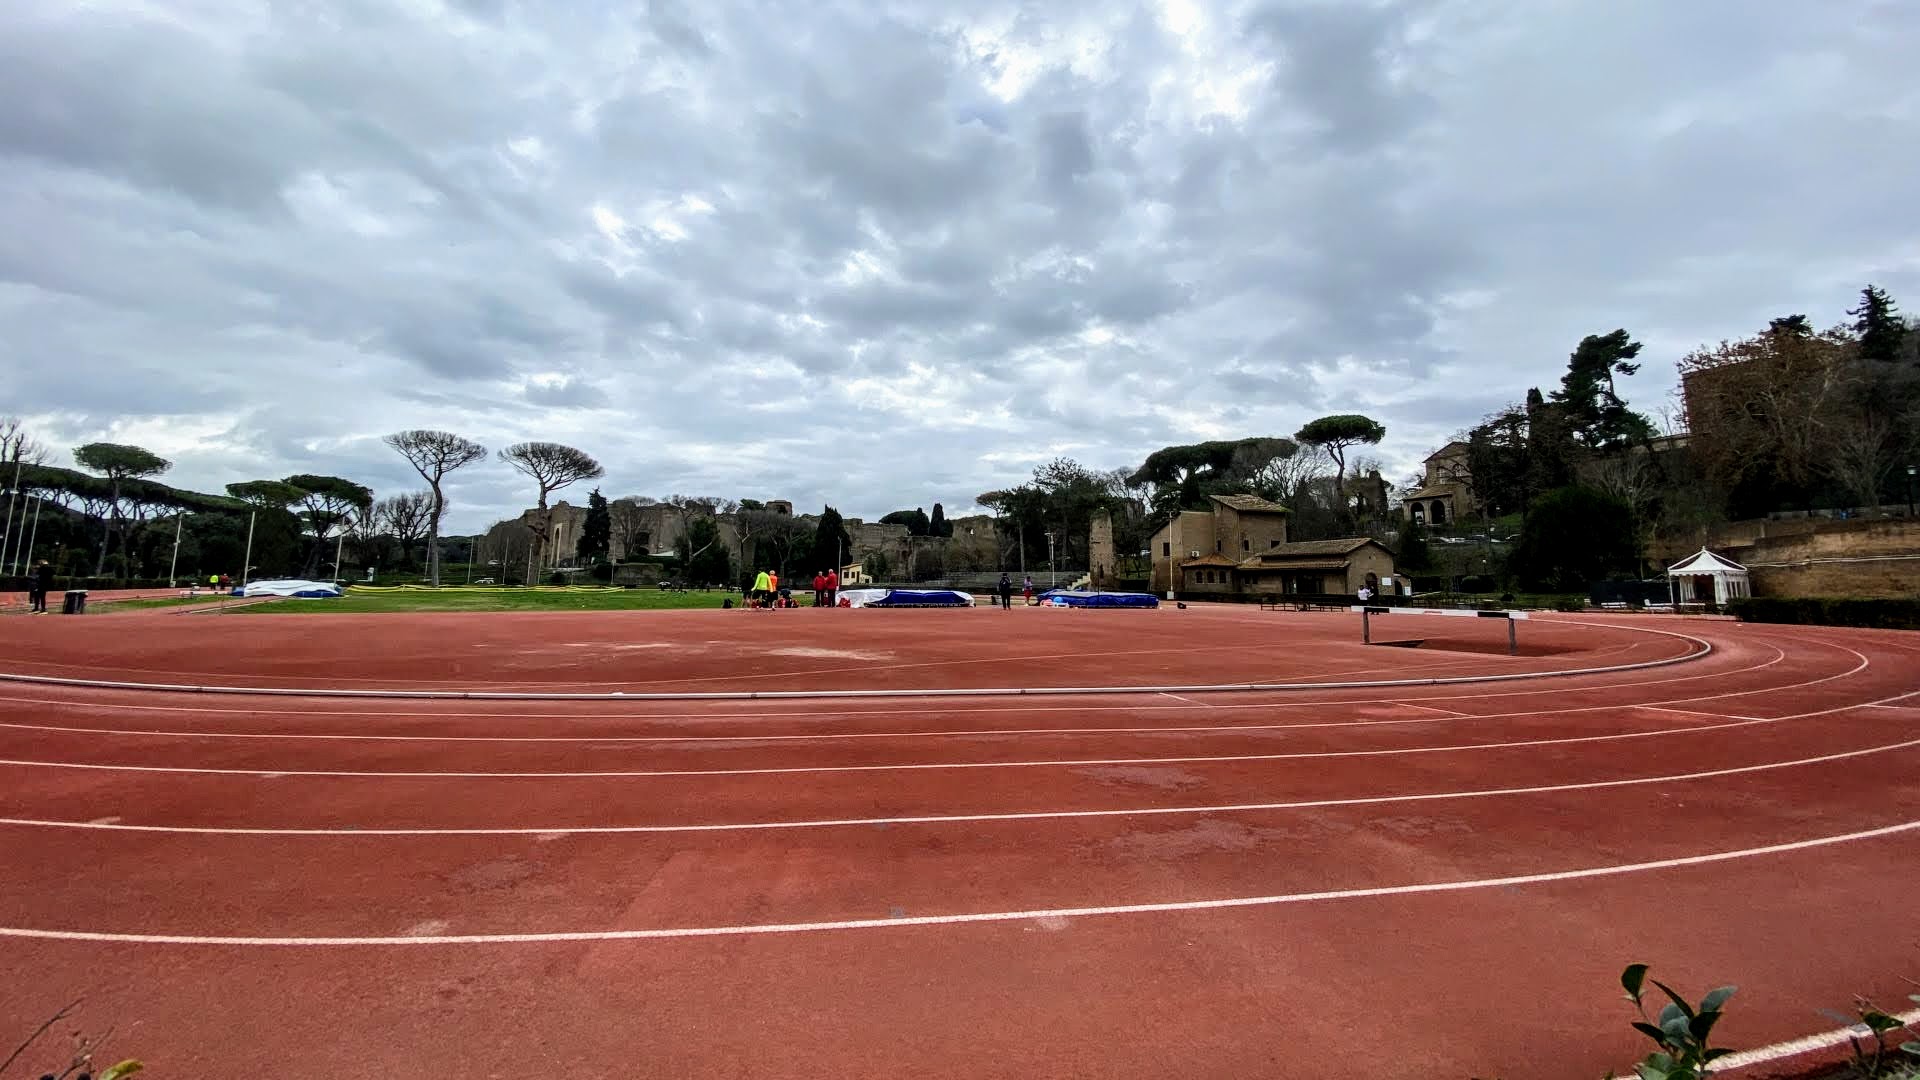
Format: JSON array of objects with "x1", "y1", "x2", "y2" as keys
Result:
[
  {"x1": 812, "y1": 505, "x2": 854, "y2": 570},
  {"x1": 1510, "y1": 486, "x2": 1639, "y2": 591},
  {"x1": 930, "y1": 502, "x2": 948, "y2": 537},
  {"x1": 1395, "y1": 518, "x2": 1431, "y2": 573},
  {"x1": 1550, "y1": 330, "x2": 1654, "y2": 451},
  {"x1": 577, "y1": 487, "x2": 611, "y2": 564},
  {"x1": 1523, "y1": 389, "x2": 1577, "y2": 499},
  {"x1": 1849, "y1": 285, "x2": 1905, "y2": 363},
  {"x1": 880, "y1": 507, "x2": 931, "y2": 535}
]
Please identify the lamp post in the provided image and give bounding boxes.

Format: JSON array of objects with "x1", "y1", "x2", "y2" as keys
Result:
[
  {"x1": 1908, "y1": 464, "x2": 1917, "y2": 519},
  {"x1": 167, "y1": 512, "x2": 188, "y2": 587}
]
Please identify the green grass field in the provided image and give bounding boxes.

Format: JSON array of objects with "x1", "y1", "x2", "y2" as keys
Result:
[
  {"x1": 243, "y1": 587, "x2": 742, "y2": 614},
  {"x1": 93, "y1": 595, "x2": 236, "y2": 611}
]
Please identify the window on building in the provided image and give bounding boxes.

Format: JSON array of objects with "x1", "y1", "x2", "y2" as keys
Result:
[
  {"x1": 1242, "y1": 538, "x2": 1250, "y2": 551},
  {"x1": 1162, "y1": 541, "x2": 1170, "y2": 556},
  {"x1": 1215, "y1": 540, "x2": 1222, "y2": 552},
  {"x1": 1269, "y1": 539, "x2": 1280, "y2": 548}
]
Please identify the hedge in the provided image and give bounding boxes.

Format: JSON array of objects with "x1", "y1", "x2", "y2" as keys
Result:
[{"x1": 1726, "y1": 596, "x2": 1920, "y2": 630}]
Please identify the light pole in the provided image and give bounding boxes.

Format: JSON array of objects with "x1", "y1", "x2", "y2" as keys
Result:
[
  {"x1": 0, "y1": 455, "x2": 21, "y2": 573},
  {"x1": 1908, "y1": 464, "x2": 1917, "y2": 519},
  {"x1": 332, "y1": 517, "x2": 348, "y2": 585},
  {"x1": 240, "y1": 510, "x2": 257, "y2": 587},
  {"x1": 1046, "y1": 531, "x2": 1057, "y2": 589},
  {"x1": 1165, "y1": 510, "x2": 1177, "y2": 600},
  {"x1": 20, "y1": 496, "x2": 42, "y2": 574},
  {"x1": 167, "y1": 512, "x2": 188, "y2": 587}
]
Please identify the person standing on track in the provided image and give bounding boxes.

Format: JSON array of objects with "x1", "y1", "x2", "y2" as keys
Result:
[
  {"x1": 997, "y1": 572, "x2": 1013, "y2": 610},
  {"x1": 825, "y1": 567, "x2": 839, "y2": 607},
  {"x1": 752, "y1": 568, "x2": 771, "y2": 609},
  {"x1": 1022, "y1": 575, "x2": 1034, "y2": 605},
  {"x1": 29, "y1": 559, "x2": 53, "y2": 614},
  {"x1": 812, "y1": 570, "x2": 826, "y2": 608}
]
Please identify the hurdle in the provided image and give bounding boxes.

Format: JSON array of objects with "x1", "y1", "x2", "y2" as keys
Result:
[{"x1": 1352, "y1": 605, "x2": 1528, "y2": 656}]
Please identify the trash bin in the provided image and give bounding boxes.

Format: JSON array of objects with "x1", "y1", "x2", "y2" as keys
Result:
[{"x1": 61, "y1": 590, "x2": 87, "y2": 614}]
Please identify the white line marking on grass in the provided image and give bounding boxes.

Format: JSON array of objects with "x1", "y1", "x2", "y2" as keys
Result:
[
  {"x1": 1, "y1": 820, "x2": 1913, "y2": 946},
  {"x1": 6, "y1": 729, "x2": 1919, "y2": 836},
  {"x1": 1714, "y1": 1008, "x2": 1920, "y2": 1072}
]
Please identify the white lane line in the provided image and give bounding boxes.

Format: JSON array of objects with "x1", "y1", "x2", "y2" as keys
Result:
[
  {"x1": 1639, "y1": 706, "x2": 1763, "y2": 722},
  {"x1": 1397, "y1": 702, "x2": 1471, "y2": 718},
  {"x1": 1, "y1": 819, "x2": 1913, "y2": 946},
  {"x1": 0, "y1": 641, "x2": 1848, "y2": 749},
  {"x1": 0, "y1": 625, "x2": 1717, "y2": 701},
  {"x1": 1158, "y1": 693, "x2": 1211, "y2": 707},
  {"x1": 0, "y1": 636, "x2": 1790, "y2": 723},
  {"x1": 1717, "y1": 1008, "x2": 1920, "y2": 1072},
  {"x1": 3, "y1": 681, "x2": 1905, "y2": 780},
  {"x1": 7, "y1": 732, "x2": 1919, "y2": 836}
]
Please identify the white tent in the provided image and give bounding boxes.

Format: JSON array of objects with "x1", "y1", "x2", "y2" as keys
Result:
[{"x1": 1666, "y1": 548, "x2": 1750, "y2": 606}]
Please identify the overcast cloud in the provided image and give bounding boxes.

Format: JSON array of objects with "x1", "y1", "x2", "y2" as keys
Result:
[{"x1": 2, "y1": 0, "x2": 1916, "y2": 530}]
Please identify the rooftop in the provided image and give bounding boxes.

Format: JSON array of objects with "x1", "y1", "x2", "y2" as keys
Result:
[{"x1": 1207, "y1": 493, "x2": 1290, "y2": 514}]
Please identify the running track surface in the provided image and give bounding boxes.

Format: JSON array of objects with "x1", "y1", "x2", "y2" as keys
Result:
[{"x1": 1, "y1": 605, "x2": 1915, "y2": 1079}]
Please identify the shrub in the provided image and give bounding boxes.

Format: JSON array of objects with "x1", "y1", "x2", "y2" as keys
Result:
[
  {"x1": 1615, "y1": 964, "x2": 1737, "y2": 1080},
  {"x1": 1554, "y1": 597, "x2": 1588, "y2": 612},
  {"x1": 591, "y1": 562, "x2": 614, "y2": 583},
  {"x1": 1727, "y1": 597, "x2": 1920, "y2": 630}
]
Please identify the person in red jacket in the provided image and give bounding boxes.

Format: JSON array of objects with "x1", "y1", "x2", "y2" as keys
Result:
[
  {"x1": 812, "y1": 571, "x2": 826, "y2": 607},
  {"x1": 825, "y1": 568, "x2": 839, "y2": 607}
]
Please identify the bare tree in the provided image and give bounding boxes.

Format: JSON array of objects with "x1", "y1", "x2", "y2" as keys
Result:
[
  {"x1": 499, "y1": 442, "x2": 604, "y2": 573},
  {"x1": 0, "y1": 418, "x2": 51, "y2": 573},
  {"x1": 1, "y1": 417, "x2": 50, "y2": 466},
  {"x1": 384, "y1": 430, "x2": 486, "y2": 586},
  {"x1": 664, "y1": 494, "x2": 735, "y2": 563},
  {"x1": 376, "y1": 491, "x2": 434, "y2": 567},
  {"x1": 608, "y1": 496, "x2": 653, "y2": 560}
]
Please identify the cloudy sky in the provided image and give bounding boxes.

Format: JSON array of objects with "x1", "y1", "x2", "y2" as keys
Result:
[{"x1": 3, "y1": 0, "x2": 1916, "y2": 531}]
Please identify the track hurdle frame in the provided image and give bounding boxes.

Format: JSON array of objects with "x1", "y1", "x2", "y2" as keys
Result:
[{"x1": 1353, "y1": 605, "x2": 1528, "y2": 656}]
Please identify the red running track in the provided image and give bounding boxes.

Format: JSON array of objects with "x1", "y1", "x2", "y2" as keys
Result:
[{"x1": 0, "y1": 605, "x2": 1915, "y2": 1079}]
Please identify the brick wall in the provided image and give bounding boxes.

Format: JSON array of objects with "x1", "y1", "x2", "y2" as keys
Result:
[{"x1": 1664, "y1": 518, "x2": 1920, "y2": 599}]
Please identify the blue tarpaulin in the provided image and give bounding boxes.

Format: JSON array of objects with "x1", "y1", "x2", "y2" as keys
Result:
[
  {"x1": 1035, "y1": 590, "x2": 1159, "y2": 609},
  {"x1": 862, "y1": 589, "x2": 974, "y2": 608}
]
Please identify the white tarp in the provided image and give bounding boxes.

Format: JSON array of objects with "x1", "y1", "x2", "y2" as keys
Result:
[{"x1": 241, "y1": 579, "x2": 344, "y2": 598}]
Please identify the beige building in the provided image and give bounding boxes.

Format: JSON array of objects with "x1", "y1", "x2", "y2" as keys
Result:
[
  {"x1": 1403, "y1": 441, "x2": 1475, "y2": 527},
  {"x1": 1146, "y1": 493, "x2": 1398, "y2": 598},
  {"x1": 1232, "y1": 538, "x2": 1398, "y2": 596},
  {"x1": 1148, "y1": 494, "x2": 1296, "y2": 592}
]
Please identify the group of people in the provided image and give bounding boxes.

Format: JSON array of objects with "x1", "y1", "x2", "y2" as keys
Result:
[
  {"x1": 992, "y1": 573, "x2": 1036, "y2": 609},
  {"x1": 736, "y1": 568, "x2": 843, "y2": 609}
]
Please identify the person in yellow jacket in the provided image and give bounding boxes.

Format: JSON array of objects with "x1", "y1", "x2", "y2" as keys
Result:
[{"x1": 752, "y1": 569, "x2": 771, "y2": 608}]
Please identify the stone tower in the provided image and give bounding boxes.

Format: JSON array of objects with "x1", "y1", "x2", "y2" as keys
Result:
[{"x1": 1088, "y1": 509, "x2": 1116, "y2": 590}]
